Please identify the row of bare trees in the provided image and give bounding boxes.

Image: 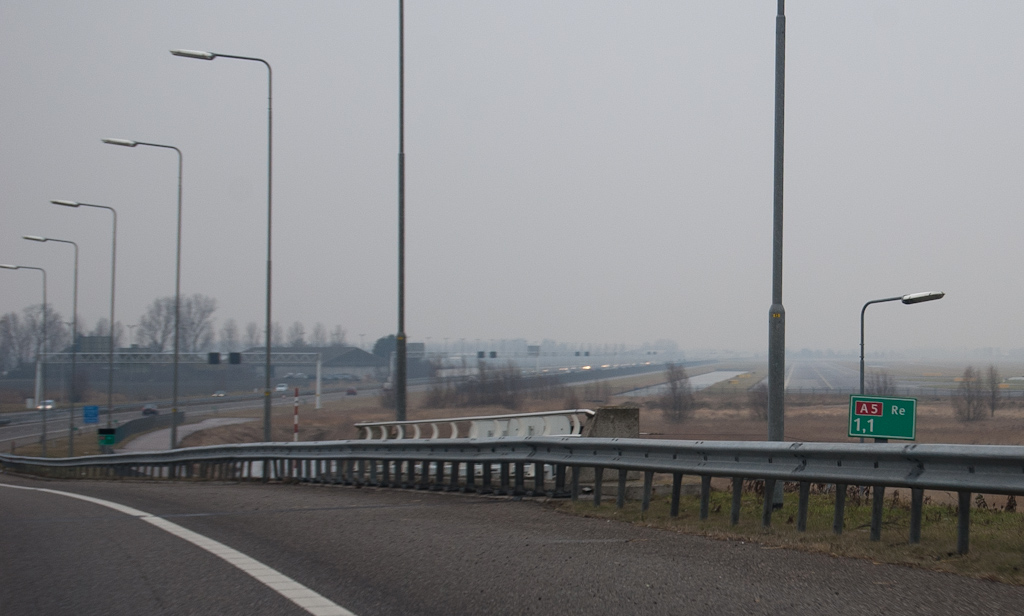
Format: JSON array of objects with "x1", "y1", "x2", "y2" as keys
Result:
[
  {"x1": 953, "y1": 365, "x2": 1002, "y2": 422},
  {"x1": 1, "y1": 293, "x2": 350, "y2": 374},
  {"x1": 423, "y1": 361, "x2": 528, "y2": 410},
  {"x1": 0, "y1": 305, "x2": 112, "y2": 373},
  {"x1": 123, "y1": 294, "x2": 347, "y2": 352}
]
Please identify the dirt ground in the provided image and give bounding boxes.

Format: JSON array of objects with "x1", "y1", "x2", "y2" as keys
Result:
[{"x1": 181, "y1": 392, "x2": 1024, "y2": 448}]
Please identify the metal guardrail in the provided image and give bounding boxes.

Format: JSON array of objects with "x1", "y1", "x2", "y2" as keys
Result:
[
  {"x1": 354, "y1": 409, "x2": 595, "y2": 440},
  {"x1": 3, "y1": 437, "x2": 1021, "y2": 555},
  {"x1": 108, "y1": 412, "x2": 186, "y2": 445}
]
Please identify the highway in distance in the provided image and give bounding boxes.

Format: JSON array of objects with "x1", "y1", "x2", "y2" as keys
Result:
[{"x1": 2, "y1": 475, "x2": 1023, "y2": 615}]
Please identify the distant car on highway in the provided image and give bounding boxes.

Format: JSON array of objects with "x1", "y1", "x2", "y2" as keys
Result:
[
  {"x1": 212, "y1": 390, "x2": 226, "y2": 397},
  {"x1": 38, "y1": 400, "x2": 55, "y2": 410},
  {"x1": 346, "y1": 388, "x2": 358, "y2": 396},
  {"x1": 275, "y1": 383, "x2": 288, "y2": 392},
  {"x1": 142, "y1": 404, "x2": 159, "y2": 416}
]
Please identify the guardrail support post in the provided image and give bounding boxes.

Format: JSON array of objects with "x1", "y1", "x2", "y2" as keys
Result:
[
  {"x1": 513, "y1": 462, "x2": 525, "y2": 495},
  {"x1": 641, "y1": 471, "x2": 653, "y2": 512},
  {"x1": 909, "y1": 488, "x2": 923, "y2": 544},
  {"x1": 593, "y1": 467, "x2": 604, "y2": 506},
  {"x1": 797, "y1": 482, "x2": 810, "y2": 532},
  {"x1": 381, "y1": 458, "x2": 391, "y2": 486},
  {"x1": 448, "y1": 461, "x2": 460, "y2": 491},
  {"x1": 616, "y1": 469, "x2": 627, "y2": 509},
  {"x1": 669, "y1": 473, "x2": 682, "y2": 517},
  {"x1": 761, "y1": 478, "x2": 776, "y2": 527},
  {"x1": 833, "y1": 484, "x2": 846, "y2": 534},
  {"x1": 700, "y1": 475, "x2": 711, "y2": 520},
  {"x1": 433, "y1": 459, "x2": 445, "y2": 490},
  {"x1": 464, "y1": 462, "x2": 476, "y2": 492},
  {"x1": 555, "y1": 464, "x2": 566, "y2": 496},
  {"x1": 532, "y1": 462, "x2": 544, "y2": 496},
  {"x1": 570, "y1": 466, "x2": 580, "y2": 501},
  {"x1": 957, "y1": 491, "x2": 971, "y2": 554},
  {"x1": 731, "y1": 477, "x2": 743, "y2": 525},
  {"x1": 499, "y1": 462, "x2": 510, "y2": 494},
  {"x1": 404, "y1": 460, "x2": 414, "y2": 488},
  {"x1": 870, "y1": 485, "x2": 885, "y2": 541},
  {"x1": 480, "y1": 462, "x2": 492, "y2": 493}
]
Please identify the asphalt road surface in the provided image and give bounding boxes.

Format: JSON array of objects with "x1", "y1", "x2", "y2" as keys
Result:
[
  {"x1": 0, "y1": 387, "x2": 366, "y2": 449},
  {"x1": 3, "y1": 474, "x2": 1023, "y2": 616}
]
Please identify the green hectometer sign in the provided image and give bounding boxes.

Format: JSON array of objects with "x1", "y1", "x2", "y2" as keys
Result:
[{"x1": 848, "y1": 395, "x2": 917, "y2": 441}]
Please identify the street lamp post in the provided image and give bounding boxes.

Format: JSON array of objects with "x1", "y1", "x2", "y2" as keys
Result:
[
  {"x1": 24, "y1": 236, "x2": 78, "y2": 456},
  {"x1": 103, "y1": 138, "x2": 184, "y2": 449},
  {"x1": 860, "y1": 291, "x2": 946, "y2": 406},
  {"x1": 1, "y1": 264, "x2": 47, "y2": 455},
  {"x1": 52, "y1": 200, "x2": 117, "y2": 429},
  {"x1": 859, "y1": 290, "x2": 943, "y2": 542},
  {"x1": 395, "y1": 0, "x2": 408, "y2": 422},
  {"x1": 171, "y1": 48, "x2": 274, "y2": 442}
]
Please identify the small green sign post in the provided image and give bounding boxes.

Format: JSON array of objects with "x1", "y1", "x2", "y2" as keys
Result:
[
  {"x1": 848, "y1": 395, "x2": 917, "y2": 440},
  {"x1": 97, "y1": 428, "x2": 117, "y2": 446}
]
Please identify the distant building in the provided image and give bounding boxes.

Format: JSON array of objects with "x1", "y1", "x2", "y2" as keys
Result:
[
  {"x1": 77, "y1": 335, "x2": 111, "y2": 353},
  {"x1": 265, "y1": 346, "x2": 387, "y2": 380}
]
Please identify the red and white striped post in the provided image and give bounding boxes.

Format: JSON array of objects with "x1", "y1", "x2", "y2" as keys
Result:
[{"x1": 293, "y1": 387, "x2": 299, "y2": 442}]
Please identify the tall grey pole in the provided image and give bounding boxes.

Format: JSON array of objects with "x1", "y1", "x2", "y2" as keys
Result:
[
  {"x1": 2, "y1": 265, "x2": 47, "y2": 453},
  {"x1": 106, "y1": 211, "x2": 116, "y2": 429},
  {"x1": 67, "y1": 243, "x2": 77, "y2": 456},
  {"x1": 170, "y1": 49, "x2": 273, "y2": 442},
  {"x1": 52, "y1": 201, "x2": 116, "y2": 428},
  {"x1": 102, "y1": 139, "x2": 183, "y2": 448},
  {"x1": 37, "y1": 267, "x2": 47, "y2": 456},
  {"x1": 24, "y1": 237, "x2": 78, "y2": 456},
  {"x1": 395, "y1": 0, "x2": 408, "y2": 421},
  {"x1": 764, "y1": 0, "x2": 787, "y2": 519},
  {"x1": 767, "y1": 0, "x2": 786, "y2": 444}
]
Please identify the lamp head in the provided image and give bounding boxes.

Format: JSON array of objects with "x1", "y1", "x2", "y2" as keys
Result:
[
  {"x1": 102, "y1": 138, "x2": 137, "y2": 147},
  {"x1": 901, "y1": 291, "x2": 945, "y2": 305},
  {"x1": 0, "y1": 264, "x2": 19, "y2": 270},
  {"x1": 51, "y1": 200, "x2": 79, "y2": 207},
  {"x1": 23, "y1": 235, "x2": 47, "y2": 242},
  {"x1": 170, "y1": 49, "x2": 215, "y2": 60}
]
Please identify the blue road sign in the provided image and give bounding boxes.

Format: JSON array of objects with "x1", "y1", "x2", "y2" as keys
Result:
[{"x1": 83, "y1": 405, "x2": 99, "y2": 424}]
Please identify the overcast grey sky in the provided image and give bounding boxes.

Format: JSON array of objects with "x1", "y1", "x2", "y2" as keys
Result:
[{"x1": 2, "y1": 1, "x2": 1022, "y2": 354}]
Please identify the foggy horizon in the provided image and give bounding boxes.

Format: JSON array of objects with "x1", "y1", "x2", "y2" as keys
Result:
[{"x1": 3, "y1": 2, "x2": 1023, "y2": 355}]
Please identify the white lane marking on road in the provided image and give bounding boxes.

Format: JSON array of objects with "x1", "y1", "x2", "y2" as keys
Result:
[
  {"x1": 0, "y1": 483, "x2": 356, "y2": 616},
  {"x1": 811, "y1": 364, "x2": 833, "y2": 390}
]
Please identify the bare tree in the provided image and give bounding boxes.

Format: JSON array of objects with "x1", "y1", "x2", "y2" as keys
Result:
[
  {"x1": 987, "y1": 364, "x2": 1001, "y2": 418},
  {"x1": 179, "y1": 294, "x2": 217, "y2": 352},
  {"x1": 219, "y1": 318, "x2": 239, "y2": 351},
  {"x1": 310, "y1": 322, "x2": 327, "y2": 347},
  {"x1": 330, "y1": 325, "x2": 346, "y2": 347},
  {"x1": 287, "y1": 321, "x2": 306, "y2": 347},
  {"x1": 25, "y1": 304, "x2": 70, "y2": 356},
  {"x1": 953, "y1": 366, "x2": 986, "y2": 422},
  {"x1": 748, "y1": 382, "x2": 769, "y2": 421},
  {"x1": 0, "y1": 312, "x2": 32, "y2": 371},
  {"x1": 138, "y1": 297, "x2": 175, "y2": 352},
  {"x1": 658, "y1": 362, "x2": 694, "y2": 423},
  {"x1": 243, "y1": 321, "x2": 261, "y2": 349},
  {"x1": 271, "y1": 322, "x2": 284, "y2": 347},
  {"x1": 866, "y1": 370, "x2": 896, "y2": 397}
]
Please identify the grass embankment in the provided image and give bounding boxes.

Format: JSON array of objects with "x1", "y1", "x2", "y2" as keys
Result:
[{"x1": 555, "y1": 484, "x2": 1024, "y2": 584}]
